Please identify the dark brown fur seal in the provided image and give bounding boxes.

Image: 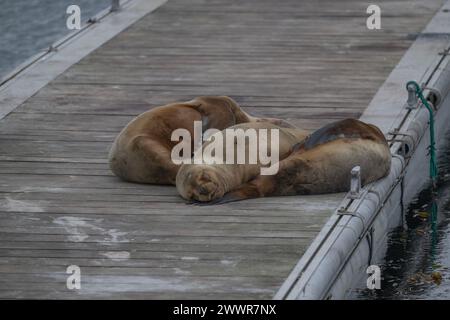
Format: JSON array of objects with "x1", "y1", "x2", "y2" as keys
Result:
[
  {"x1": 196, "y1": 118, "x2": 391, "y2": 204},
  {"x1": 109, "y1": 96, "x2": 295, "y2": 185},
  {"x1": 176, "y1": 122, "x2": 309, "y2": 202}
]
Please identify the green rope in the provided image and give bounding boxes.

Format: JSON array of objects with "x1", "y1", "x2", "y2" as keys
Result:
[
  {"x1": 406, "y1": 81, "x2": 438, "y2": 182},
  {"x1": 406, "y1": 80, "x2": 438, "y2": 253}
]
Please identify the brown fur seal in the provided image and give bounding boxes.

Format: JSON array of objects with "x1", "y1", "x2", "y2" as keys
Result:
[
  {"x1": 109, "y1": 96, "x2": 295, "y2": 185},
  {"x1": 195, "y1": 118, "x2": 391, "y2": 204},
  {"x1": 176, "y1": 122, "x2": 309, "y2": 202}
]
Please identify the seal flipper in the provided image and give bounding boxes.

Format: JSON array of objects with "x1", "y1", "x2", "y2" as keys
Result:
[
  {"x1": 188, "y1": 197, "x2": 227, "y2": 206},
  {"x1": 189, "y1": 96, "x2": 237, "y2": 131},
  {"x1": 188, "y1": 179, "x2": 263, "y2": 206},
  {"x1": 208, "y1": 174, "x2": 278, "y2": 205},
  {"x1": 210, "y1": 182, "x2": 262, "y2": 205},
  {"x1": 255, "y1": 117, "x2": 297, "y2": 129},
  {"x1": 291, "y1": 118, "x2": 384, "y2": 154}
]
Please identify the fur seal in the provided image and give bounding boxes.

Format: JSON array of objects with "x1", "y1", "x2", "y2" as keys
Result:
[
  {"x1": 176, "y1": 122, "x2": 309, "y2": 202},
  {"x1": 195, "y1": 118, "x2": 391, "y2": 204},
  {"x1": 109, "y1": 96, "x2": 295, "y2": 185}
]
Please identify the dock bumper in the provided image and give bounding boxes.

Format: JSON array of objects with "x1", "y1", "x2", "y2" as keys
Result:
[{"x1": 275, "y1": 1, "x2": 450, "y2": 299}]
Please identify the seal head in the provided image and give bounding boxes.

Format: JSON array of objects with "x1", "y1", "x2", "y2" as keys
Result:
[{"x1": 176, "y1": 165, "x2": 228, "y2": 202}]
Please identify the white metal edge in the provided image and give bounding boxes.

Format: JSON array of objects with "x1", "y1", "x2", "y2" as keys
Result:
[{"x1": 274, "y1": 0, "x2": 450, "y2": 300}]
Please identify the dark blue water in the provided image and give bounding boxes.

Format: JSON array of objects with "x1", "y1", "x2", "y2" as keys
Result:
[
  {"x1": 0, "y1": 0, "x2": 110, "y2": 78},
  {"x1": 355, "y1": 130, "x2": 450, "y2": 299}
]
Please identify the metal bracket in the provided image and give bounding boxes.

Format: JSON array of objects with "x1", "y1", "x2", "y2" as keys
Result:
[
  {"x1": 47, "y1": 45, "x2": 58, "y2": 53},
  {"x1": 349, "y1": 166, "x2": 361, "y2": 199},
  {"x1": 438, "y1": 47, "x2": 450, "y2": 56},
  {"x1": 336, "y1": 210, "x2": 367, "y2": 231},
  {"x1": 388, "y1": 129, "x2": 413, "y2": 137},
  {"x1": 406, "y1": 82, "x2": 429, "y2": 109},
  {"x1": 88, "y1": 17, "x2": 98, "y2": 24},
  {"x1": 111, "y1": 0, "x2": 121, "y2": 12},
  {"x1": 388, "y1": 130, "x2": 415, "y2": 157},
  {"x1": 406, "y1": 82, "x2": 418, "y2": 108},
  {"x1": 366, "y1": 227, "x2": 375, "y2": 265}
]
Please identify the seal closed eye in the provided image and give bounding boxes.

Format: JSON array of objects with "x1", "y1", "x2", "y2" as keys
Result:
[{"x1": 202, "y1": 118, "x2": 391, "y2": 204}]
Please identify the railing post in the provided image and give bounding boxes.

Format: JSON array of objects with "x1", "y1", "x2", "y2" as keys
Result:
[
  {"x1": 111, "y1": 0, "x2": 121, "y2": 12},
  {"x1": 349, "y1": 166, "x2": 361, "y2": 199},
  {"x1": 406, "y1": 82, "x2": 418, "y2": 109}
]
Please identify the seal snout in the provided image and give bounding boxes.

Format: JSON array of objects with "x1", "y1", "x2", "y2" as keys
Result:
[
  {"x1": 198, "y1": 182, "x2": 216, "y2": 196},
  {"x1": 192, "y1": 171, "x2": 223, "y2": 202},
  {"x1": 177, "y1": 166, "x2": 225, "y2": 202}
]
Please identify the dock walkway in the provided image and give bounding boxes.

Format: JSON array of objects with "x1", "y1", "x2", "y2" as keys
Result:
[{"x1": 0, "y1": 0, "x2": 443, "y2": 298}]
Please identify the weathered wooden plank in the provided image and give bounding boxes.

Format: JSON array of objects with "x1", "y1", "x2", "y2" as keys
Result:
[
  {"x1": 0, "y1": 233, "x2": 314, "y2": 246},
  {"x1": 0, "y1": 189, "x2": 342, "y2": 206},
  {"x1": 0, "y1": 213, "x2": 328, "y2": 234},
  {"x1": 0, "y1": 290, "x2": 271, "y2": 300},
  {"x1": 0, "y1": 240, "x2": 306, "y2": 254},
  {"x1": 0, "y1": 161, "x2": 111, "y2": 176},
  {"x1": 0, "y1": 274, "x2": 281, "y2": 295},
  {"x1": 0, "y1": 258, "x2": 299, "y2": 283}
]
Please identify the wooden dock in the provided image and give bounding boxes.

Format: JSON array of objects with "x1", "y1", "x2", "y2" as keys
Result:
[{"x1": 0, "y1": 0, "x2": 444, "y2": 299}]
